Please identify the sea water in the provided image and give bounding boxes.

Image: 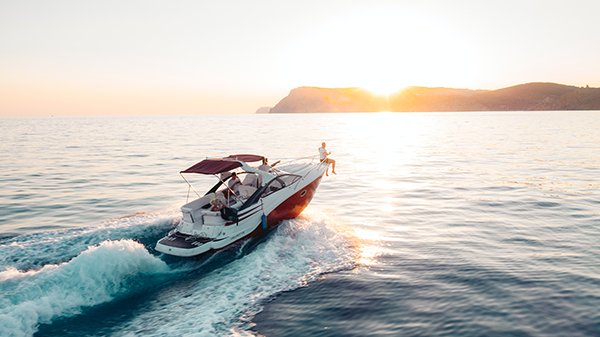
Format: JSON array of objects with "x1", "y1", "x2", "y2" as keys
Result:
[{"x1": 0, "y1": 111, "x2": 599, "y2": 336}]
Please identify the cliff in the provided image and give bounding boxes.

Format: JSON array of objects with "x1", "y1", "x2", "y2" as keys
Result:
[
  {"x1": 255, "y1": 106, "x2": 271, "y2": 114},
  {"x1": 264, "y1": 83, "x2": 600, "y2": 113},
  {"x1": 269, "y1": 87, "x2": 388, "y2": 113}
]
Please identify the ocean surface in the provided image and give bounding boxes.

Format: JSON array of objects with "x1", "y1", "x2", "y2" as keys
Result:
[{"x1": 1, "y1": 111, "x2": 599, "y2": 336}]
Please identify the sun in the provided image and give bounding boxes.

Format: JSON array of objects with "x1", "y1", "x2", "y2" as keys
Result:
[
  {"x1": 276, "y1": 5, "x2": 478, "y2": 93},
  {"x1": 364, "y1": 82, "x2": 408, "y2": 97}
]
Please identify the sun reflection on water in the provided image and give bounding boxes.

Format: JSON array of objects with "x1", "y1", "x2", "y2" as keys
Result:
[
  {"x1": 337, "y1": 113, "x2": 427, "y2": 180},
  {"x1": 302, "y1": 209, "x2": 386, "y2": 268},
  {"x1": 351, "y1": 227, "x2": 385, "y2": 266}
]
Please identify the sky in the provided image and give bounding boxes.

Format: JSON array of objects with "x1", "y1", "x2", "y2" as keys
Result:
[{"x1": 1, "y1": 0, "x2": 599, "y2": 116}]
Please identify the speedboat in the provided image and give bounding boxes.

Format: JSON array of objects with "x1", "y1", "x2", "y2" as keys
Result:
[{"x1": 155, "y1": 154, "x2": 329, "y2": 257}]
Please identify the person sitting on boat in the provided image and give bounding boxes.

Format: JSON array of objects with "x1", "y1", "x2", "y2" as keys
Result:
[
  {"x1": 210, "y1": 197, "x2": 224, "y2": 211},
  {"x1": 258, "y1": 158, "x2": 280, "y2": 172},
  {"x1": 319, "y1": 142, "x2": 337, "y2": 176},
  {"x1": 228, "y1": 172, "x2": 241, "y2": 195}
]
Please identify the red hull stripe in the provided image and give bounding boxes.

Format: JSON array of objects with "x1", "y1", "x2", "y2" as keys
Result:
[
  {"x1": 225, "y1": 205, "x2": 261, "y2": 226},
  {"x1": 237, "y1": 208, "x2": 261, "y2": 222}
]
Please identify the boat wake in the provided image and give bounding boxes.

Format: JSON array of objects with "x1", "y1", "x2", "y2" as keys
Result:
[
  {"x1": 0, "y1": 209, "x2": 357, "y2": 337},
  {"x1": 113, "y1": 211, "x2": 357, "y2": 336},
  {"x1": 0, "y1": 209, "x2": 179, "y2": 336},
  {"x1": 0, "y1": 208, "x2": 180, "y2": 272},
  {"x1": 0, "y1": 240, "x2": 171, "y2": 336}
]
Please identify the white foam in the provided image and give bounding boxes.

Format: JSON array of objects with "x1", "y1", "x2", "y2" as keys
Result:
[
  {"x1": 0, "y1": 239, "x2": 170, "y2": 337},
  {"x1": 0, "y1": 207, "x2": 180, "y2": 272},
  {"x1": 114, "y1": 211, "x2": 357, "y2": 336}
]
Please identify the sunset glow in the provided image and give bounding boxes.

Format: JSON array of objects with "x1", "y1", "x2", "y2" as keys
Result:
[
  {"x1": 277, "y1": 6, "x2": 479, "y2": 96},
  {"x1": 1, "y1": 0, "x2": 599, "y2": 116}
]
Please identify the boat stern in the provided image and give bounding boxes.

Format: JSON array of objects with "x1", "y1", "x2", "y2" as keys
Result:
[{"x1": 155, "y1": 232, "x2": 214, "y2": 257}]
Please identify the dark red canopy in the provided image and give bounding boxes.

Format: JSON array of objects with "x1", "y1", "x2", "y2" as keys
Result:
[
  {"x1": 224, "y1": 154, "x2": 264, "y2": 162},
  {"x1": 181, "y1": 154, "x2": 264, "y2": 174}
]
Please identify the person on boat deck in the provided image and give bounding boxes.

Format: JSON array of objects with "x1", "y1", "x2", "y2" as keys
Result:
[
  {"x1": 228, "y1": 172, "x2": 241, "y2": 195},
  {"x1": 210, "y1": 198, "x2": 224, "y2": 211},
  {"x1": 258, "y1": 158, "x2": 280, "y2": 172},
  {"x1": 319, "y1": 142, "x2": 337, "y2": 176}
]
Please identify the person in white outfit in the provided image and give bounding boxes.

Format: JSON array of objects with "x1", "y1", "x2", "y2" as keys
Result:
[
  {"x1": 258, "y1": 158, "x2": 280, "y2": 172},
  {"x1": 318, "y1": 142, "x2": 337, "y2": 176},
  {"x1": 228, "y1": 172, "x2": 241, "y2": 195}
]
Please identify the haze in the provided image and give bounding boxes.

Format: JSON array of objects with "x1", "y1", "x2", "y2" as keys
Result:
[{"x1": 1, "y1": 0, "x2": 599, "y2": 116}]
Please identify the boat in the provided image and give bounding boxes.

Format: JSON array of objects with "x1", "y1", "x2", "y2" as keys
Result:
[{"x1": 155, "y1": 154, "x2": 329, "y2": 257}]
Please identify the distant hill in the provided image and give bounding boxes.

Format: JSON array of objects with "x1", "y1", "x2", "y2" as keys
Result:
[
  {"x1": 389, "y1": 87, "x2": 491, "y2": 112},
  {"x1": 529, "y1": 87, "x2": 600, "y2": 110},
  {"x1": 468, "y1": 82, "x2": 580, "y2": 111},
  {"x1": 263, "y1": 83, "x2": 600, "y2": 113}
]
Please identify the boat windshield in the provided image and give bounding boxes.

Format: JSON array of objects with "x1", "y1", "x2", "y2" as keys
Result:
[
  {"x1": 261, "y1": 174, "x2": 301, "y2": 197},
  {"x1": 240, "y1": 174, "x2": 301, "y2": 210}
]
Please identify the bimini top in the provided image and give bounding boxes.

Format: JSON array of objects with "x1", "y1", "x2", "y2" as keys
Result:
[{"x1": 181, "y1": 154, "x2": 265, "y2": 174}]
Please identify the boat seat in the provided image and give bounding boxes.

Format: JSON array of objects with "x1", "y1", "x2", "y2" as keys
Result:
[
  {"x1": 242, "y1": 173, "x2": 260, "y2": 188},
  {"x1": 238, "y1": 185, "x2": 257, "y2": 199},
  {"x1": 181, "y1": 193, "x2": 214, "y2": 223}
]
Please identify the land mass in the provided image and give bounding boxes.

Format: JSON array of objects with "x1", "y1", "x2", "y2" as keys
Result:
[{"x1": 260, "y1": 83, "x2": 600, "y2": 113}]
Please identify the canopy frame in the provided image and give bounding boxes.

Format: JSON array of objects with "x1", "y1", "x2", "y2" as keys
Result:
[{"x1": 179, "y1": 154, "x2": 265, "y2": 203}]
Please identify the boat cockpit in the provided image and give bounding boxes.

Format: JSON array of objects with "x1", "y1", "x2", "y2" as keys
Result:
[{"x1": 175, "y1": 157, "x2": 301, "y2": 238}]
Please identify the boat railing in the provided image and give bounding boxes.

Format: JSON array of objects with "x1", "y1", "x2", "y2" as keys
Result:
[
  {"x1": 295, "y1": 156, "x2": 329, "y2": 174},
  {"x1": 269, "y1": 155, "x2": 328, "y2": 179},
  {"x1": 275, "y1": 155, "x2": 319, "y2": 166}
]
